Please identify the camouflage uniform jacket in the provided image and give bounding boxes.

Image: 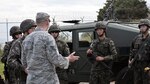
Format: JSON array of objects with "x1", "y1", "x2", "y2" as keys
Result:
[
  {"x1": 129, "y1": 33, "x2": 150, "y2": 84},
  {"x1": 7, "y1": 36, "x2": 25, "y2": 66},
  {"x1": 56, "y1": 40, "x2": 70, "y2": 57},
  {"x1": 56, "y1": 39, "x2": 70, "y2": 80},
  {"x1": 130, "y1": 34, "x2": 150, "y2": 61},
  {"x1": 22, "y1": 28, "x2": 69, "y2": 84},
  {"x1": 6, "y1": 36, "x2": 26, "y2": 84},
  {"x1": 88, "y1": 37, "x2": 117, "y2": 70}
]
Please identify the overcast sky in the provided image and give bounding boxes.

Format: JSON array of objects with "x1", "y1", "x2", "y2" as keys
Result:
[
  {"x1": 0, "y1": 0, "x2": 150, "y2": 23},
  {"x1": 0, "y1": 0, "x2": 150, "y2": 43},
  {"x1": 0, "y1": 0, "x2": 108, "y2": 23}
]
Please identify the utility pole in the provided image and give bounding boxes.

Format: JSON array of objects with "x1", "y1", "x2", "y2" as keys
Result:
[
  {"x1": 52, "y1": 16, "x2": 56, "y2": 25},
  {"x1": 6, "y1": 19, "x2": 9, "y2": 41},
  {"x1": 80, "y1": 17, "x2": 84, "y2": 23}
]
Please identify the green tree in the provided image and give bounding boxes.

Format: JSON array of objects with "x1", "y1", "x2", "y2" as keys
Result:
[
  {"x1": 97, "y1": 0, "x2": 149, "y2": 21},
  {"x1": 0, "y1": 44, "x2": 3, "y2": 57}
]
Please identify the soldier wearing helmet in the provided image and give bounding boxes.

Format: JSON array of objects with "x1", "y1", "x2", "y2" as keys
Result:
[
  {"x1": 48, "y1": 24, "x2": 70, "y2": 84},
  {"x1": 9, "y1": 26, "x2": 22, "y2": 39},
  {"x1": 48, "y1": 24, "x2": 61, "y2": 39},
  {"x1": 1, "y1": 26, "x2": 22, "y2": 84},
  {"x1": 129, "y1": 19, "x2": 150, "y2": 84},
  {"x1": 87, "y1": 21, "x2": 117, "y2": 84},
  {"x1": 95, "y1": 21, "x2": 106, "y2": 37},
  {"x1": 7, "y1": 19, "x2": 36, "y2": 84}
]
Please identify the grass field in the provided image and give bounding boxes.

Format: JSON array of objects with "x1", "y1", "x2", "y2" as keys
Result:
[{"x1": 0, "y1": 62, "x2": 4, "y2": 79}]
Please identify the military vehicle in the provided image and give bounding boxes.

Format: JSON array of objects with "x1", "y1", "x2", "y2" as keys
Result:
[{"x1": 59, "y1": 21, "x2": 139, "y2": 84}]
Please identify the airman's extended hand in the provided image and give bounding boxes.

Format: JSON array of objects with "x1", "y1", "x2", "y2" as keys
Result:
[
  {"x1": 96, "y1": 56, "x2": 104, "y2": 61},
  {"x1": 66, "y1": 52, "x2": 79, "y2": 62}
]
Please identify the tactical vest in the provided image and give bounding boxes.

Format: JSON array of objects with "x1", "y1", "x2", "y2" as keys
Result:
[
  {"x1": 92, "y1": 38, "x2": 111, "y2": 56},
  {"x1": 91, "y1": 38, "x2": 112, "y2": 70}
]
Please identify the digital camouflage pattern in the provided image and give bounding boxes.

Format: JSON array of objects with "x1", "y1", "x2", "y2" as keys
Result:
[
  {"x1": 7, "y1": 36, "x2": 27, "y2": 84},
  {"x1": 56, "y1": 40, "x2": 70, "y2": 84},
  {"x1": 49, "y1": 24, "x2": 70, "y2": 84},
  {"x1": 88, "y1": 37, "x2": 117, "y2": 84},
  {"x1": 22, "y1": 28, "x2": 69, "y2": 84},
  {"x1": 130, "y1": 34, "x2": 150, "y2": 84}
]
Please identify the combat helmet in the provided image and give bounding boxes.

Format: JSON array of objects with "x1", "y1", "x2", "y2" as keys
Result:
[
  {"x1": 48, "y1": 24, "x2": 61, "y2": 33},
  {"x1": 138, "y1": 19, "x2": 150, "y2": 28},
  {"x1": 9, "y1": 26, "x2": 22, "y2": 36},
  {"x1": 95, "y1": 21, "x2": 106, "y2": 30},
  {"x1": 20, "y1": 19, "x2": 37, "y2": 33}
]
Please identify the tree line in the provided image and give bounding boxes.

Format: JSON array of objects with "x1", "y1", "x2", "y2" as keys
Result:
[{"x1": 97, "y1": 0, "x2": 150, "y2": 21}]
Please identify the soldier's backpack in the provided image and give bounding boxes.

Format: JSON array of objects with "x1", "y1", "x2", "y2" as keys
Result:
[{"x1": 1, "y1": 41, "x2": 13, "y2": 63}]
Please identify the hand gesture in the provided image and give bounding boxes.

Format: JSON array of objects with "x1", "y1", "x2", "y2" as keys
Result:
[
  {"x1": 96, "y1": 56, "x2": 104, "y2": 61},
  {"x1": 67, "y1": 52, "x2": 79, "y2": 62}
]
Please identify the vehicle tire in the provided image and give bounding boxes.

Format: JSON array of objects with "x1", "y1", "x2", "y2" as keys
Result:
[{"x1": 115, "y1": 67, "x2": 134, "y2": 84}]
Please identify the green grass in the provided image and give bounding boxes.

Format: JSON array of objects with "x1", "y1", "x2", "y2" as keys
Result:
[{"x1": 0, "y1": 62, "x2": 4, "y2": 79}]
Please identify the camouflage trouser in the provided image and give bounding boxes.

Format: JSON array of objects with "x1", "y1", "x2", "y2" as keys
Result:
[
  {"x1": 89, "y1": 69, "x2": 111, "y2": 84},
  {"x1": 133, "y1": 61, "x2": 150, "y2": 84},
  {"x1": 8, "y1": 68, "x2": 19, "y2": 84},
  {"x1": 59, "y1": 79, "x2": 68, "y2": 84},
  {"x1": 57, "y1": 72, "x2": 68, "y2": 84},
  {"x1": 148, "y1": 71, "x2": 150, "y2": 84},
  {"x1": 8, "y1": 68, "x2": 27, "y2": 84},
  {"x1": 7, "y1": 61, "x2": 27, "y2": 84}
]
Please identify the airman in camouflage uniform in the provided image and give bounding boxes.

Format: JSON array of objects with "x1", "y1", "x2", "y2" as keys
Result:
[
  {"x1": 1, "y1": 26, "x2": 22, "y2": 84},
  {"x1": 7, "y1": 19, "x2": 36, "y2": 84},
  {"x1": 129, "y1": 19, "x2": 150, "y2": 84},
  {"x1": 87, "y1": 21, "x2": 117, "y2": 84},
  {"x1": 48, "y1": 24, "x2": 70, "y2": 84},
  {"x1": 21, "y1": 12, "x2": 79, "y2": 84}
]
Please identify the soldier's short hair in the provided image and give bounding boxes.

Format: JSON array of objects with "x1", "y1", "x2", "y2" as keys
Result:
[{"x1": 36, "y1": 12, "x2": 50, "y2": 24}]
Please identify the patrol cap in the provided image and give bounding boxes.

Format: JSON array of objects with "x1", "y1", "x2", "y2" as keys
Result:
[
  {"x1": 20, "y1": 19, "x2": 37, "y2": 33},
  {"x1": 138, "y1": 19, "x2": 150, "y2": 28},
  {"x1": 36, "y1": 12, "x2": 50, "y2": 23},
  {"x1": 48, "y1": 24, "x2": 61, "y2": 33},
  {"x1": 95, "y1": 21, "x2": 106, "y2": 30},
  {"x1": 9, "y1": 26, "x2": 22, "y2": 36}
]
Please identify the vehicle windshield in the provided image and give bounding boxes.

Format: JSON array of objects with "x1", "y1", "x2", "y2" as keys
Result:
[{"x1": 59, "y1": 31, "x2": 72, "y2": 42}]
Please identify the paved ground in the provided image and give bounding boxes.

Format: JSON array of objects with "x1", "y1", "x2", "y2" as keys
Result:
[{"x1": 79, "y1": 81, "x2": 115, "y2": 84}]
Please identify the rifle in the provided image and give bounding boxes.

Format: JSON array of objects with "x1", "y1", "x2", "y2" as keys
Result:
[
  {"x1": 103, "y1": 0, "x2": 115, "y2": 21},
  {"x1": 92, "y1": 50, "x2": 113, "y2": 75},
  {"x1": 122, "y1": 37, "x2": 150, "y2": 79}
]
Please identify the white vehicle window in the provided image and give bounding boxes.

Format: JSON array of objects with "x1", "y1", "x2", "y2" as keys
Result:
[
  {"x1": 59, "y1": 31, "x2": 72, "y2": 42},
  {"x1": 78, "y1": 31, "x2": 93, "y2": 47}
]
